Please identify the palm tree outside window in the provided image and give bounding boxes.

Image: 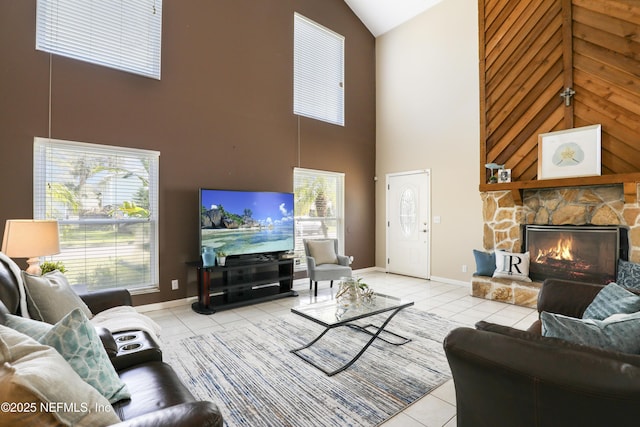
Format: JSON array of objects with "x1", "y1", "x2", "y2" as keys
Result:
[
  {"x1": 293, "y1": 167, "x2": 345, "y2": 271},
  {"x1": 33, "y1": 137, "x2": 159, "y2": 293}
]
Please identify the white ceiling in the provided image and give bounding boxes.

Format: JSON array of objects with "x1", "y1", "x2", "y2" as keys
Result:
[{"x1": 344, "y1": 0, "x2": 444, "y2": 37}]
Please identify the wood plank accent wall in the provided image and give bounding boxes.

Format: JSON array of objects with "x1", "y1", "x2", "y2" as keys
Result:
[{"x1": 479, "y1": 0, "x2": 640, "y2": 185}]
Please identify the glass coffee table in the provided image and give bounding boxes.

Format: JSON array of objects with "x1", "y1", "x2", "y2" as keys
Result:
[{"x1": 290, "y1": 294, "x2": 414, "y2": 376}]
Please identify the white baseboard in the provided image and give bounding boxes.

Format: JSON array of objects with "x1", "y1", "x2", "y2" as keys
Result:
[
  {"x1": 429, "y1": 275, "x2": 470, "y2": 288},
  {"x1": 362, "y1": 267, "x2": 470, "y2": 288},
  {"x1": 359, "y1": 267, "x2": 470, "y2": 287},
  {"x1": 353, "y1": 266, "x2": 382, "y2": 274}
]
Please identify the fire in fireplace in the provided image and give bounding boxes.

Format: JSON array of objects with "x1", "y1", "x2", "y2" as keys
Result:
[
  {"x1": 536, "y1": 237, "x2": 574, "y2": 263},
  {"x1": 522, "y1": 225, "x2": 628, "y2": 284}
]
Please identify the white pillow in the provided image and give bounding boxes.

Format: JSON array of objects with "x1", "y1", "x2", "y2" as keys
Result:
[
  {"x1": 493, "y1": 250, "x2": 532, "y2": 282},
  {"x1": 307, "y1": 240, "x2": 338, "y2": 265},
  {"x1": 0, "y1": 324, "x2": 120, "y2": 426},
  {"x1": 7, "y1": 309, "x2": 131, "y2": 403}
]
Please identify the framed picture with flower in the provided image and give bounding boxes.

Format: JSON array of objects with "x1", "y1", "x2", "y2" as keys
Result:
[{"x1": 537, "y1": 124, "x2": 601, "y2": 180}]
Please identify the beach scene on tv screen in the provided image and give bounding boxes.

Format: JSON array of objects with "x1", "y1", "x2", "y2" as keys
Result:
[{"x1": 200, "y1": 190, "x2": 294, "y2": 256}]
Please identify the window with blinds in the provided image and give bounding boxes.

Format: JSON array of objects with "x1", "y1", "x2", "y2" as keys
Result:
[
  {"x1": 33, "y1": 138, "x2": 160, "y2": 293},
  {"x1": 293, "y1": 168, "x2": 345, "y2": 271},
  {"x1": 36, "y1": 0, "x2": 163, "y2": 79},
  {"x1": 293, "y1": 13, "x2": 345, "y2": 126}
]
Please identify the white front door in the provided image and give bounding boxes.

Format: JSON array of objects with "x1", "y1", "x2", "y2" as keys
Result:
[{"x1": 386, "y1": 170, "x2": 431, "y2": 279}]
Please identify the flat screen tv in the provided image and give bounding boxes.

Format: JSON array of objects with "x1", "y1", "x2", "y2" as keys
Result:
[{"x1": 199, "y1": 189, "x2": 295, "y2": 260}]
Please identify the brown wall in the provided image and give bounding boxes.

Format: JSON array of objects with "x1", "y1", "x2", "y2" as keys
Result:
[{"x1": 0, "y1": 0, "x2": 376, "y2": 306}]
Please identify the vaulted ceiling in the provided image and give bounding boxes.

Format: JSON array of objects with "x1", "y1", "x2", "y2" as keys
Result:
[{"x1": 344, "y1": 0, "x2": 444, "y2": 37}]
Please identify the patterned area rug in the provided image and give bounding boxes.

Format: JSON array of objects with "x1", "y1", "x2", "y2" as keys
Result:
[{"x1": 164, "y1": 308, "x2": 458, "y2": 427}]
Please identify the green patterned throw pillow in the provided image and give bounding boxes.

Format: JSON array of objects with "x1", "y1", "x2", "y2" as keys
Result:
[
  {"x1": 582, "y1": 283, "x2": 640, "y2": 320},
  {"x1": 542, "y1": 311, "x2": 640, "y2": 354},
  {"x1": 5, "y1": 309, "x2": 130, "y2": 404},
  {"x1": 616, "y1": 260, "x2": 640, "y2": 290}
]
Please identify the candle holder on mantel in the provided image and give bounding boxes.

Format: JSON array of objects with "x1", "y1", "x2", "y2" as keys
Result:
[{"x1": 485, "y1": 163, "x2": 505, "y2": 184}]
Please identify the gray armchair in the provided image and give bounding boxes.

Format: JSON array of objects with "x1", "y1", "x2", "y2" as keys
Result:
[{"x1": 303, "y1": 239, "x2": 352, "y2": 297}]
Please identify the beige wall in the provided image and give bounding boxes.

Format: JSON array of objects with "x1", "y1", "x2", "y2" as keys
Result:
[{"x1": 376, "y1": 0, "x2": 483, "y2": 283}]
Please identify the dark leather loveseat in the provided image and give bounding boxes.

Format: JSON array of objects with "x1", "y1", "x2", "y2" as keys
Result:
[
  {"x1": 444, "y1": 278, "x2": 640, "y2": 427},
  {"x1": 0, "y1": 257, "x2": 223, "y2": 427}
]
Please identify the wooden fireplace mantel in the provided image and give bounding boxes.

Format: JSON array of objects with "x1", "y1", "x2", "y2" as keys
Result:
[{"x1": 479, "y1": 173, "x2": 640, "y2": 205}]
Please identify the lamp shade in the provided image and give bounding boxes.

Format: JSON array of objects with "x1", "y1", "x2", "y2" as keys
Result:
[{"x1": 2, "y1": 220, "x2": 61, "y2": 258}]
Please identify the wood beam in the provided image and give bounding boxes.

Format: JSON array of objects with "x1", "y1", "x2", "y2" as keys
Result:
[{"x1": 480, "y1": 173, "x2": 640, "y2": 205}]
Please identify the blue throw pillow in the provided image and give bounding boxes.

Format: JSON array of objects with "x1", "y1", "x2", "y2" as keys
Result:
[
  {"x1": 6, "y1": 309, "x2": 130, "y2": 403},
  {"x1": 617, "y1": 259, "x2": 640, "y2": 290},
  {"x1": 542, "y1": 311, "x2": 640, "y2": 354},
  {"x1": 473, "y1": 250, "x2": 496, "y2": 276},
  {"x1": 582, "y1": 283, "x2": 640, "y2": 320}
]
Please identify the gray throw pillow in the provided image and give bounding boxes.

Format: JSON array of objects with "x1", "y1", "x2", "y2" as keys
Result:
[
  {"x1": 541, "y1": 311, "x2": 640, "y2": 354},
  {"x1": 582, "y1": 282, "x2": 640, "y2": 320},
  {"x1": 22, "y1": 270, "x2": 93, "y2": 323},
  {"x1": 307, "y1": 240, "x2": 338, "y2": 265},
  {"x1": 616, "y1": 259, "x2": 640, "y2": 290},
  {"x1": 5, "y1": 313, "x2": 50, "y2": 341}
]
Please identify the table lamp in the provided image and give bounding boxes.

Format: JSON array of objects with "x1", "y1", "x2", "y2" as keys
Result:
[{"x1": 1, "y1": 219, "x2": 61, "y2": 275}]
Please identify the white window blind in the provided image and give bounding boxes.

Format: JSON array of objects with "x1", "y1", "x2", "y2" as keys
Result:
[
  {"x1": 294, "y1": 13, "x2": 345, "y2": 126},
  {"x1": 34, "y1": 138, "x2": 160, "y2": 293},
  {"x1": 293, "y1": 168, "x2": 345, "y2": 271},
  {"x1": 36, "y1": 0, "x2": 163, "y2": 79}
]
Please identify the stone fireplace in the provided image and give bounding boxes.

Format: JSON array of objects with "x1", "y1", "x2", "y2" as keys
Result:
[{"x1": 473, "y1": 184, "x2": 640, "y2": 308}]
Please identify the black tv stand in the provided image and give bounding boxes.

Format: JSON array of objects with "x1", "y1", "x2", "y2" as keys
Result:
[
  {"x1": 188, "y1": 257, "x2": 298, "y2": 315},
  {"x1": 227, "y1": 253, "x2": 275, "y2": 265}
]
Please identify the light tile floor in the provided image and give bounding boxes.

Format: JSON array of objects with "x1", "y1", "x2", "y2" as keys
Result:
[{"x1": 145, "y1": 270, "x2": 538, "y2": 427}]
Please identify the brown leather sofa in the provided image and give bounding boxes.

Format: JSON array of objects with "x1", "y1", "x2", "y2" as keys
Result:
[
  {"x1": 0, "y1": 257, "x2": 223, "y2": 427},
  {"x1": 444, "y1": 278, "x2": 640, "y2": 427}
]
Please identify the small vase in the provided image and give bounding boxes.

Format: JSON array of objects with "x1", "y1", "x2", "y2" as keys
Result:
[
  {"x1": 202, "y1": 247, "x2": 216, "y2": 267},
  {"x1": 345, "y1": 288, "x2": 359, "y2": 302},
  {"x1": 336, "y1": 277, "x2": 360, "y2": 305}
]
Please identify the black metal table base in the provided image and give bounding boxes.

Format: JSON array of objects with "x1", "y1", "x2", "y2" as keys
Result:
[
  {"x1": 290, "y1": 305, "x2": 411, "y2": 376},
  {"x1": 345, "y1": 323, "x2": 411, "y2": 346}
]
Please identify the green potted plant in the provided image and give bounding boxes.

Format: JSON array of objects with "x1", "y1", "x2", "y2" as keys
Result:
[
  {"x1": 216, "y1": 251, "x2": 227, "y2": 267},
  {"x1": 40, "y1": 261, "x2": 67, "y2": 275}
]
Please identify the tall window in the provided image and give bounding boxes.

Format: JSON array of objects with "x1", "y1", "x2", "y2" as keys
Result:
[
  {"x1": 36, "y1": 0, "x2": 163, "y2": 79},
  {"x1": 293, "y1": 13, "x2": 345, "y2": 126},
  {"x1": 34, "y1": 138, "x2": 160, "y2": 293},
  {"x1": 293, "y1": 168, "x2": 345, "y2": 271}
]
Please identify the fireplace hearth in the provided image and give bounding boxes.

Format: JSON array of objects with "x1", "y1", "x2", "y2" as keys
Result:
[{"x1": 522, "y1": 225, "x2": 628, "y2": 284}]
